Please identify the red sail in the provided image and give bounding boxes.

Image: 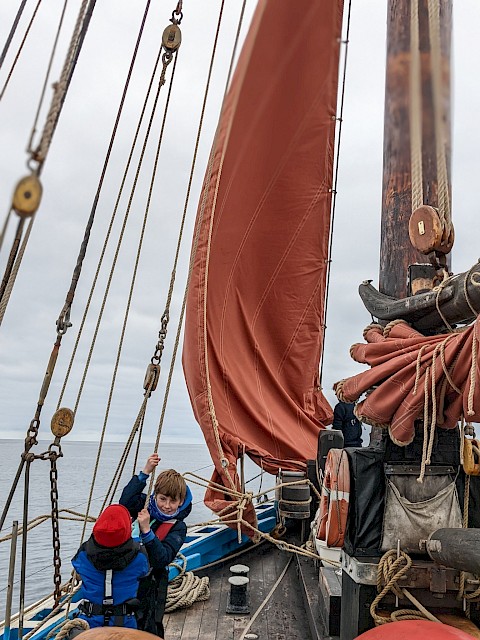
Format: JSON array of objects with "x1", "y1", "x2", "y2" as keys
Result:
[{"x1": 183, "y1": 0, "x2": 343, "y2": 529}]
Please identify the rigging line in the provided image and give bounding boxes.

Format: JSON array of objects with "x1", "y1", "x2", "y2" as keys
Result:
[
  {"x1": 239, "y1": 556, "x2": 293, "y2": 640},
  {"x1": 0, "y1": 216, "x2": 25, "y2": 305},
  {"x1": 55, "y1": 0, "x2": 154, "y2": 410},
  {"x1": 149, "y1": 0, "x2": 246, "y2": 478},
  {"x1": 0, "y1": 0, "x2": 94, "y2": 322},
  {"x1": 0, "y1": 0, "x2": 153, "y2": 536},
  {"x1": 88, "y1": 50, "x2": 181, "y2": 484},
  {"x1": 0, "y1": 207, "x2": 13, "y2": 253},
  {"x1": 27, "y1": 0, "x2": 69, "y2": 156},
  {"x1": 133, "y1": 410, "x2": 146, "y2": 477},
  {"x1": 0, "y1": 0, "x2": 43, "y2": 102},
  {"x1": 32, "y1": 0, "x2": 96, "y2": 169},
  {"x1": 100, "y1": 393, "x2": 152, "y2": 515},
  {"x1": 0, "y1": 0, "x2": 28, "y2": 70},
  {"x1": 410, "y1": 0, "x2": 423, "y2": 211},
  {"x1": 150, "y1": 0, "x2": 241, "y2": 478},
  {"x1": 70, "y1": 46, "x2": 174, "y2": 420},
  {"x1": 428, "y1": 0, "x2": 451, "y2": 229},
  {"x1": 0, "y1": 214, "x2": 34, "y2": 327},
  {"x1": 319, "y1": 0, "x2": 352, "y2": 386}
]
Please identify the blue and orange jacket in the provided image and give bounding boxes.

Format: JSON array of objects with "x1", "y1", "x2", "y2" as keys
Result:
[{"x1": 72, "y1": 536, "x2": 149, "y2": 628}]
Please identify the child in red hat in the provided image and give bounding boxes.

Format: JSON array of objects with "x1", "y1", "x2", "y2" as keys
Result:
[{"x1": 72, "y1": 504, "x2": 149, "y2": 631}]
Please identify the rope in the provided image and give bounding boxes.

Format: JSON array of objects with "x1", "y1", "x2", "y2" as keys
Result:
[
  {"x1": 319, "y1": 0, "x2": 352, "y2": 385},
  {"x1": 147, "y1": 0, "x2": 243, "y2": 492},
  {"x1": 457, "y1": 474, "x2": 480, "y2": 616},
  {"x1": 427, "y1": 0, "x2": 452, "y2": 236},
  {"x1": 53, "y1": 619, "x2": 89, "y2": 640},
  {"x1": 165, "y1": 567, "x2": 210, "y2": 613},
  {"x1": 0, "y1": 215, "x2": 35, "y2": 327},
  {"x1": 409, "y1": 0, "x2": 423, "y2": 211},
  {"x1": 370, "y1": 549, "x2": 441, "y2": 625},
  {"x1": 0, "y1": 0, "x2": 43, "y2": 101},
  {"x1": 238, "y1": 557, "x2": 292, "y2": 640},
  {"x1": 0, "y1": 0, "x2": 28, "y2": 69},
  {"x1": 33, "y1": 0, "x2": 91, "y2": 164},
  {"x1": 26, "y1": 0, "x2": 69, "y2": 156}
]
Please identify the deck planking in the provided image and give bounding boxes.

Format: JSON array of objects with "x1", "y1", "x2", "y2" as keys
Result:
[{"x1": 164, "y1": 540, "x2": 314, "y2": 639}]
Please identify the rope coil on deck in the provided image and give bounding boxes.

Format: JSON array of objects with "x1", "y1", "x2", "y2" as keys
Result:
[
  {"x1": 165, "y1": 552, "x2": 210, "y2": 612},
  {"x1": 370, "y1": 549, "x2": 441, "y2": 625}
]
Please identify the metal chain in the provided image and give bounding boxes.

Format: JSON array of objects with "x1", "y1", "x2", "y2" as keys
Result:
[{"x1": 47, "y1": 445, "x2": 63, "y2": 606}]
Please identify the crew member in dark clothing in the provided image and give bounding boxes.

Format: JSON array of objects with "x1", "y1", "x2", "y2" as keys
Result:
[
  {"x1": 332, "y1": 401, "x2": 363, "y2": 447},
  {"x1": 119, "y1": 453, "x2": 192, "y2": 638},
  {"x1": 72, "y1": 504, "x2": 149, "y2": 631}
]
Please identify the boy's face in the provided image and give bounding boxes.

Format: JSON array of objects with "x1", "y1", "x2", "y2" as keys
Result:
[{"x1": 155, "y1": 492, "x2": 182, "y2": 514}]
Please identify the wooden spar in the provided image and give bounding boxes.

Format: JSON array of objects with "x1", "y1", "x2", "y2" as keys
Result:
[{"x1": 379, "y1": 0, "x2": 452, "y2": 300}]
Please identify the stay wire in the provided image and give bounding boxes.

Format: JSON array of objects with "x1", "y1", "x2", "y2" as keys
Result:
[
  {"x1": 0, "y1": 0, "x2": 152, "y2": 534},
  {"x1": 26, "y1": 0, "x2": 69, "y2": 156},
  {"x1": 0, "y1": 0, "x2": 28, "y2": 70},
  {"x1": 319, "y1": 0, "x2": 352, "y2": 387},
  {"x1": 151, "y1": 0, "x2": 244, "y2": 474},
  {"x1": 0, "y1": 0, "x2": 43, "y2": 102},
  {"x1": 55, "y1": 0, "x2": 154, "y2": 410}
]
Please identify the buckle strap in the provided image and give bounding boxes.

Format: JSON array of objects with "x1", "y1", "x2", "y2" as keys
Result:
[{"x1": 79, "y1": 600, "x2": 137, "y2": 617}]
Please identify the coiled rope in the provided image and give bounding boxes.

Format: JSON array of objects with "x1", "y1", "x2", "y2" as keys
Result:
[
  {"x1": 165, "y1": 554, "x2": 210, "y2": 613},
  {"x1": 370, "y1": 549, "x2": 440, "y2": 625}
]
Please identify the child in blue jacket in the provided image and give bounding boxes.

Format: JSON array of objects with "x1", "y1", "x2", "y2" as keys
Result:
[
  {"x1": 120, "y1": 453, "x2": 192, "y2": 638},
  {"x1": 72, "y1": 504, "x2": 149, "y2": 630}
]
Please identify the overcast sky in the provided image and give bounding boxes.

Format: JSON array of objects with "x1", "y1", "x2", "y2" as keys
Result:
[{"x1": 0, "y1": 1, "x2": 479, "y2": 446}]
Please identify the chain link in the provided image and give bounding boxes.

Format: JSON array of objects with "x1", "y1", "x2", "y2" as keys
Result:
[
  {"x1": 171, "y1": 1, "x2": 183, "y2": 25},
  {"x1": 48, "y1": 444, "x2": 63, "y2": 606},
  {"x1": 151, "y1": 311, "x2": 169, "y2": 365}
]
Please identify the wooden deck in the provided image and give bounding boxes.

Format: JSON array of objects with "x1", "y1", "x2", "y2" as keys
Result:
[{"x1": 163, "y1": 540, "x2": 324, "y2": 640}]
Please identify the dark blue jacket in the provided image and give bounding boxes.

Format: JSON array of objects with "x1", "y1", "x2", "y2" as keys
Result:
[
  {"x1": 119, "y1": 474, "x2": 191, "y2": 577},
  {"x1": 119, "y1": 473, "x2": 192, "y2": 637},
  {"x1": 332, "y1": 401, "x2": 363, "y2": 447},
  {"x1": 72, "y1": 537, "x2": 149, "y2": 628}
]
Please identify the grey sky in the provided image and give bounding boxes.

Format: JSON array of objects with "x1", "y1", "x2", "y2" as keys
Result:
[{"x1": 0, "y1": 1, "x2": 479, "y2": 446}]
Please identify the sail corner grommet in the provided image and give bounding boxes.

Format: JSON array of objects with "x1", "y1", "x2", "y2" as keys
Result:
[{"x1": 51, "y1": 407, "x2": 74, "y2": 438}]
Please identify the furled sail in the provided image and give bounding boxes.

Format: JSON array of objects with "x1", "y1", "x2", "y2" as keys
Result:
[
  {"x1": 335, "y1": 319, "x2": 480, "y2": 447},
  {"x1": 183, "y1": 0, "x2": 344, "y2": 528}
]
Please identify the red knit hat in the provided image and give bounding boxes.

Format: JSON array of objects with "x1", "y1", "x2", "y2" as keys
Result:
[{"x1": 93, "y1": 504, "x2": 131, "y2": 547}]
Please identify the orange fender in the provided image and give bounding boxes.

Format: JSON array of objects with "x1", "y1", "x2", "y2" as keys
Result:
[
  {"x1": 317, "y1": 448, "x2": 350, "y2": 547},
  {"x1": 77, "y1": 629, "x2": 160, "y2": 640},
  {"x1": 356, "y1": 620, "x2": 478, "y2": 639}
]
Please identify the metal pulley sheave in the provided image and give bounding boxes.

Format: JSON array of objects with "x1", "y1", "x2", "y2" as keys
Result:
[
  {"x1": 11, "y1": 174, "x2": 43, "y2": 217},
  {"x1": 408, "y1": 204, "x2": 455, "y2": 255}
]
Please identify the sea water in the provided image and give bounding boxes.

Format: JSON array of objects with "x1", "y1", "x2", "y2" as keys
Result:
[{"x1": 0, "y1": 439, "x2": 270, "y2": 618}]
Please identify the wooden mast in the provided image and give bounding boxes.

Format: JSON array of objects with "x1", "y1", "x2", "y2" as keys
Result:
[{"x1": 379, "y1": 0, "x2": 452, "y2": 300}]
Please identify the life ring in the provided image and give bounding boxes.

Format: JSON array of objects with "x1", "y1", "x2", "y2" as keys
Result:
[{"x1": 317, "y1": 448, "x2": 350, "y2": 547}]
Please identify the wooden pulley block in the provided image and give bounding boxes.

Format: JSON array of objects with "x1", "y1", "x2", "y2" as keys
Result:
[
  {"x1": 162, "y1": 24, "x2": 181, "y2": 51},
  {"x1": 144, "y1": 363, "x2": 160, "y2": 394},
  {"x1": 12, "y1": 174, "x2": 43, "y2": 217},
  {"x1": 51, "y1": 407, "x2": 74, "y2": 438},
  {"x1": 439, "y1": 220, "x2": 455, "y2": 254},
  {"x1": 409, "y1": 205, "x2": 447, "y2": 254}
]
